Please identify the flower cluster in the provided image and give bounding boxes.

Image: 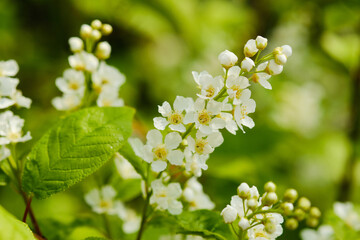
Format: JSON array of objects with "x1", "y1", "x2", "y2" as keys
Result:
[
  {"x1": 0, "y1": 60, "x2": 32, "y2": 162},
  {"x1": 52, "y1": 20, "x2": 125, "y2": 111},
  {"x1": 221, "y1": 181, "x2": 320, "y2": 240},
  {"x1": 131, "y1": 36, "x2": 292, "y2": 215}
]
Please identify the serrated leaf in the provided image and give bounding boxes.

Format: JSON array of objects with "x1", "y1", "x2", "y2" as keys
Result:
[
  {"x1": 22, "y1": 107, "x2": 135, "y2": 199},
  {"x1": 0, "y1": 205, "x2": 36, "y2": 240},
  {"x1": 118, "y1": 140, "x2": 146, "y2": 180}
]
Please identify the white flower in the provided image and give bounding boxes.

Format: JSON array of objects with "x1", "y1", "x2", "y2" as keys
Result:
[
  {"x1": 226, "y1": 68, "x2": 251, "y2": 105},
  {"x1": 266, "y1": 60, "x2": 283, "y2": 75},
  {"x1": 114, "y1": 153, "x2": 140, "y2": 179},
  {"x1": 244, "y1": 39, "x2": 258, "y2": 57},
  {"x1": 334, "y1": 202, "x2": 360, "y2": 230},
  {"x1": 183, "y1": 177, "x2": 215, "y2": 211},
  {"x1": 68, "y1": 37, "x2": 84, "y2": 53},
  {"x1": 68, "y1": 51, "x2": 99, "y2": 72},
  {"x1": 247, "y1": 223, "x2": 283, "y2": 240},
  {"x1": 255, "y1": 36, "x2": 268, "y2": 50},
  {"x1": 122, "y1": 208, "x2": 141, "y2": 234},
  {"x1": 218, "y1": 50, "x2": 238, "y2": 69},
  {"x1": 184, "y1": 148, "x2": 208, "y2": 177},
  {"x1": 150, "y1": 179, "x2": 183, "y2": 215},
  {"x1": 238, "y1": 217, "x2": 250, "y2": 230},
  {"x1": 241, "y1": 57, "x2": 255, "y2": 72},
  {"x1": 187, "y1": 131, "x2": 223, "y2": 155},
  {"x1": 280, "y1": 45, "x2": 292, "y2": 57},
  {"x1": 221, "y1": 205, "x2": 238, "y2": 223},
  {"x1": 237, "y1": 183, "x2": 250, "y2": 198},
  {"x1": 143, "y1": 130, "x2": 183, "y2": 172},
  {"x1": 300, "y1": 225, "x2": 335, "y2": 240},
  {"x1": 252, "y1": 62, "x2": 272, "y2": 90},
  {"x1": 230, "y1": 195, "x2": 250, "y2": 218},
  {"x1": 96, "y1": 87, "x2": 124, "y2": 107},
  {"x1": 192, "y1": 71, "x2": 224, "y2": 100},
  {"x1": 85, "y1": 185, "x2": 127, "y2": 217},
  {"x1": 275, "y1": 53, "x2": 287, "y2": 65},
  {"x1": 184, "y1": 98, "x2": 226, "y2": 134},
  {"x1": 0, "y1": 77, "x2": 18, "y2": 109},
  {"x1": 0, "y1": 145, "x2": 10, "y2": 162},
  {"x1": 95, "y1": 41, "x2": 111, "y2": 60},
  {"x1": 92, "y1": 62, "x2": 125, "y2": 94},
  {"x1": 10, "y1": 90, "x2": 32, "y2": 109},
  {"x1": 234, "y1": 99, "x2": 256, "y2": 132},
  {"x1": 55, "y1": 69, "x2": 85, "y2": 94},
  {"x1": 0, "y1": 111, "x2": 31, "y2": 145},
  {"x1": 52, "y1": 93, "x2": 82, "y2": 111},
  {"x1": 0, "y1": 60, "x2": 19, "y2": 77},
  {"x1": 154, "y1": 96, "x2": 193, "y2": 132}
]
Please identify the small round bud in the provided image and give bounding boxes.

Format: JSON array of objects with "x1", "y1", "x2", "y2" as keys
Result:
[
  {"x1": 240, "y1": 57, "x2": 255, "y2": 72},
  {"x1": 281, "y1": 202, "x2": 294, "y2": 216},
  {"x1": 298, "y1": 197, "x2": 311, "y2": 211},
  {"x1": 283, "y1": 188, "x2": 298, "y2": 203},
  {"x1": 285, "y1": 218, "x2": 298, "y2": 230},
  {"x1": 95, "y1": 41, "x2": 111, "y2": 60},
  {"x1": 281, "y1": 45, "x2": 292, "y2": 57},
  {"x1": 265, "y1": 222, "x2": 276, "y2": 234},
  {"x1": 80, "y1": 24, "x2": 92, "y2": 39},
  {"x1": 263, "y1": 192, "x2": 278, "y2": 206},
  {"x1": 68, "y1": 37, "x2": 83, "y2": 53},
  {"x1": 237, "y1": 182, "x2": 251, "y2": 199},
  {"x1": 294, "y1": 208, "x2": 306, "y2": 221},
  {"x1": 101, "y1": 24, "x2": 113, "y2": 35},
  {"x1": 309, "y1": 207, "x2": 321, "y2": 218},
  {"x1": 275, "y1": 53, "x2": 287, "y2": 65},
  {"x1": 255, "y1": 36, "x2": 268, "y2": 50},
  {"x1": 264, "y1": 181, "x2": 276, "y2": 192},
  {"x1": 91, "y1": 19, "x2": 102, "y2": 29},
  {"x1": 238, "y1": 217, "x2": 250, "y2": 230},
  {"x1": 218, "y1": 50, "x2": 238, "y2": 69},
  {"x1": 273, "y1": 47, "x2": 282, "y2": 55},
  {"x1": 244, "y1": 39, "x2": 258, "y2": 57},
  {"x1": 91, "y1": 30, "x2": 102, "y2": 41},
  {"x1": 249, "y1": 186, "x2": 260, "y2": 200},
  {"x1": 221, "y1": 205, "x2": 237, "y2": 224},
  {"x1": 306, "y1": 217, "x2": 319, "y2": 228},
  {"x1": 266, "y1": 60, "x2": 283, "y2": 75},
  {"x1": 247, "y1": 198, "x2": 258, "y2": 211}
]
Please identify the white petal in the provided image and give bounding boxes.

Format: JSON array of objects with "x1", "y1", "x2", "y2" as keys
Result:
[
  {"x1": 128, "y1": 138, "x2": 145, "y2": 159},
  {"x1": 173, "y1": 96, "x2": 188, "y2": 112},
  {"x1": 169, "y1": 124, "x2": 186, "y2": 133},
  {"x1": 207, "y1": 100, "x2": 222, "y2": 115},
  {"x1": 153, "y1": 117, "x2": 169, "y2": 130},
  {"x1": 242, "y1": 116, "x2": 255, "y2": 129},
  {"x1": 259, "y1": 78, "x2": 272, "y2": 90},
  {"x1": 183, "y1": 112, "x2": 195, "y2": 124},
  {"x1": 0, "y1": 98, "x2": 15, "y2": 109},
  {"x1": 2, "y1": 60, "x2": 19, "y2": 77},
  {"x1": 228, "y1": 66, "x2": 241, "y2": 76},
  {"x1": 167, "y1": 182, "x2": 182, "y2": 198},
  {"x1": 210, "y1": 118, "x2": 226, "y2": 130},
  {"x1": 164, "y1": 132, "x2": 182, "y2": 150},
  {"x1": 151, "y1": 160, "x2": 167, "y2": 172},
  {"x1": 208, "y1": 132, "x2": 224, "y2": 147},
  {"x1": 194, "y1": 98, "x2": 205, "y2": 111},
  {"x1": 168, "y1": 200, "x2": 183, "y2": 215},
  {"x1": 244, "y1": 99, "x2": 256, "y2": 113},
  {"x1": 158, "y1": 101, "x2": 172, "y2": 116},
  {"x1": 101, "y1": 185, "x2": 116, "y2": 201},
  {"x1": 146, "y1": 129, "x2": 163, "y2": 147},
  {"x1": 167, "y1": 150, "x2": 184, "y2": 165},
  {"x1": 199, "y1": 125, "x2": 213, "y2": 135}
]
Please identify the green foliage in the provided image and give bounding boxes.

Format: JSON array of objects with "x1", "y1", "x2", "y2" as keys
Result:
[
  {"x1": 151, "y1": 210, "x2": 233, "y2": 240},
  {"x1": 118, "y1": 141, "x2": 146, "y2": 180},
  {"x1": 22, "y1": 107, "x2": 135, "y2": 199},
  {"x1": 0, "y1": 169, "x2": 9, "y2": 186},
  {"x1": 0, "y1": 205, "x2": 36, "y2": 240}
]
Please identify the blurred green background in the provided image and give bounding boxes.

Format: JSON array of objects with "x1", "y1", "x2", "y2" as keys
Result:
[{"x1": 1, "y1": 0, "x2": 360, "y2": 239}]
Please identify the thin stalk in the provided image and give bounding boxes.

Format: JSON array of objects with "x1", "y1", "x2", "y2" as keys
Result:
[
  {"x1": 20, "y1": 192, "x2": 43, "y2": 237},
  {"x1": 22, "y1": 195, "x2": 33, "y2": 222},
  {"x1": 181, "y1": 123, "x2": 195, "y2": 139},
  {"x1": 246, "y1": 209, "x2": 282, "y2": 219},
  {"x1": 103, "y1": 214, "x2": 112, "y2": 239}
]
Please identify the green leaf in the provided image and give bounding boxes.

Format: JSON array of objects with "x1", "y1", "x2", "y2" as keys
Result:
[
  {"x1": 0, "y1": 205, "x2": 36, "y2": 240},
  {"x1": 83, "y1": 237, "x2": 108, "y2": 240},
  {"x1": 0, "y1": 169, "x2": 9, "y2": 186},
  {"x1": 22, "y1": 107, "x2": 135, "y2": 199},
  {"x1": 150, "y1": 210, "x2": 233, "y2": 240},
  {"x1": 118, "y1": 140, "x2": 146, "y2": 180}
]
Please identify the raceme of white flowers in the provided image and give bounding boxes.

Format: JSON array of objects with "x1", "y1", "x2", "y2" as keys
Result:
[
  {"x1": 131, "y1": 36, "x2": 292, "y2": 216},
  {"x1": 52, "y1": 20, "x2": 125, "y2": 111},
  {"x1": 0, "y1": 60, "x2": 32, "y2": 162},
  {"x1": 221, "y1": 182, "x2": 321, "y2": 240}
]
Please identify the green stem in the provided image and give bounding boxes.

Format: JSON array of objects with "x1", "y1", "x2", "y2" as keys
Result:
[
  {"x1": 181, "y1": 123, "x2": 195, "y2": 139},
  {"x1": 247, "y1": 209, "x2": 282, "y2": 219},
  {"x1": 103, "y1": 214, "x2": 112, "y2": 239}
]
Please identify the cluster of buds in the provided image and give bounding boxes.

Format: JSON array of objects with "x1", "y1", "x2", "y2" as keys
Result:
[
  {"x1": 0, "y1": 60, "x2": 32, "y2": 162},
  {"x1": 221, "y1": 182, "x2": 320, "y2": 239},
  {"x1": 52, "y1": 19, "x2": 125, "y2": 111},
  {"x1": 131, "y1": 36, "x2": 293, "y2": 216}
]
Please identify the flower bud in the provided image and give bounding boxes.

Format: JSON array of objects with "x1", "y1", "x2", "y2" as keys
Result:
[
  {"x1": 95, "y1": 41, "x2": 111, "y2": 60},
  {"x1": 275, "y1": 53, "x2": 287, "y2": 65},
  {"x1": 284, "y1": 188, "x2": 298, "y2": 203},
  {"x1": 218, "y1": 50, "x2": 238, "y2": 69},
  {"x1": 255, "y1": 36, "x2": 268, "y2": 50},
  {"x1": 264, "y1": 181, "x2": 276, "y2": 192},
  {"x1": 68, "y1": 37, "x2": 84, "y2": 53},
  {"x1": 237, "y1": 182, "x2": 251, "y2": 199},
  {"x1": 265, "y1": 222, "x2": 276, "y2": 234},
  {"x1": 80, "y1": 24, "x2": 92, "y2": 39},
  {"x1": 281, "y1": 202, "x2": 294, "y2": 216},
  {"x1": 263, "y1": 192, "x2": 278, "y2": 206},
  {"x1": 266, "y1": 60, "x2": 283, "y2": 75},
  {"x1": 221, "y1": 205, "x2": 237, "y2": 224},
  {"x1": 244, "y1": 39, "x2": 258, "y2": 57},
  {"x1": 241, "y1": 57, "x2": 255, "y2": 72},
  {"x1": 247, "y1": 198, "x2": 258, "y2": 210},
  {"x1": 285, "y1": 218, "x2": 298, "y2": 230},
  {"x1": 102, "y1": 24, "x2": 113, "y2": 35},
  {"x1": 281, "y1": 45, "x2": 292, "y2": 57},
  {"x1": 249, "y1": 186, "x2": 260, "y2": 200},
  {"x1": 306, "y1": 217, "x2": 319, "y2": 228},
  {"x1": 309, "y1": 207, "x2": 321, "y2": 218},
  {"x1": 294, "y1": 208, "x2": 306, "y2": 221},
  {"x1": 238, "y1": 217, "x2": 250, "y2": 230},
  {"x1": 91, "y1": 19, "x2": 102, "y2": 29},
  {"x1": 298, "y1": 197, "x2": 311, "y2": 211},
  {"x1": 91, "y1": 30, "x2": 102, "y2": 41}
]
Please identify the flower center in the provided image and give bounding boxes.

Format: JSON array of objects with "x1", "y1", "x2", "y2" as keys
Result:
[
  {"x1": 231, "y1": 86, "x2": 242, "y2": 99},
  {"x1": 101, "y1": 99, "x2": 112, "y2": 107},
  {"x1": 195, "y1": 139, "x2": 207, "y2": 154},
  {"x1": 154, "y1": 145, "x2": 168, "y2": 160},
  {"x1": 255, "y1": 232, "x2": 269, "y2": 238},
  {"x1": 240, "y1": 106, "x2": 248, "y2": 119},
  {"x1": 156, "y1": 190, "x2": 168, "y2": 198},
  {"x1": 69, "y1": 82, "x2": 80, "y2": 90},
  {"x1": 74, "y1": 63, "x2": 85, "y2": 71},
  {"x1": 99, "y1": 200, "x2": 112, "y2": 210},
  {"x1": 252, "y1": 73, "x2": 260, "y2": 83},
  {"x1": 169, "y1": 112, "x2": 183, "y2": 125},
  {"x1": 198, "y1": 110, "x2": 211, "y2": 125},
  {"x1": 101, "y1": 78, "x2": 109, "y2": 85},
  {"x1": 206, "y1": 85, "x2": 216, "y2": 98},
  {"x1": 7, "y1": 132, "x2": 20, "y2": 141}
]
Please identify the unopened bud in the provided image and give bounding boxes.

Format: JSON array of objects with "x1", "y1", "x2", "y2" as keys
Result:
[
  {"x1": 298, "y1": 197, "x2": 311, "y2": 211},
  {"x1": 294, "y1": 208, "x2": 306, "y2": 221},
  {"x1": 80, "y1": 24, "x2": 92, "y2": 39},
  {"x1": 218, "y1": 50, "x2": 238, "y2": 69},
  {"x1": 255, "y1": 36, "x2": 268, "y2": 50},
  {"x1": 237, "y1": 182, "x2": 251, "y2": 199},
  {"x1": 281, "y1": 45, "x2": 292, "y2": 57},
  {"x1": 244, "y1": 39, "x2": 258, "y2": 57},
  {"x1": 95, "y1": 41, "x2": 111, "y2": 60},
  {"x1": 247, "y1": 198, "x2": 258, "y2": 210},
  {"x1": 102, "y1": 24, "x2": 113, "y2": 35},
  {"x1": 241, "y1": 57, "x2": 255, "y2": 72},
  {"x1": 285, "y1": 218, "x2": 298, "y2": 230},
  {"x1": 309, "y1": 207, "x2": 321, "y2": 218},
  {"x1": 266, "y1": 60, "x2": 283, "y2": 75},
  {"x1": 263, "y1": 192, "x2": 278, "y2": 206},
  {"x1": 281, "y1": 202, "x2": 294, "y2": 216},
  {"x1": 221, "y1": 205, "x2": 237, "y2": 224},
  {"x1": 265, "y1": 222, "x2": 276, "y2": 234},
  {"x1": 284, "y1": 188, "x2": 298, "y2": 203},
  {"x1": 238, "y1": 217, "x2": 250, "y2": 230},
  {"x1": 264, "y1": 181, "x2": 276, "y2": 192},
  {"x1": 306, "y1": 217, "x2": 319, "y2": 228},
  {"x1": 91, "y1": 29, "x2": 102, "y2": 41},
  {"x1": 68, "y1": 37, "x2": 83, "y2": 53},
  {"x1": 91, "y1": 19, "x2": 102, "y2": 29},
  {"x1": 275, "y1": 53, "x2": 287, "y2": 65}
]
